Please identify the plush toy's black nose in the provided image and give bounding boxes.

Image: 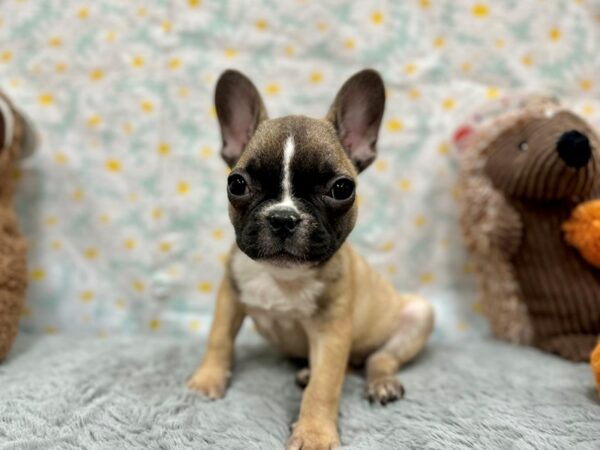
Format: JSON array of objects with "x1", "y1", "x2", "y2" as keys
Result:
[
  {"x1": 557, "y1": 130, "x2": 592, "y2": 169},
  {"x1": 267, "y1": 208, "x2": 300, "y2": 237}
]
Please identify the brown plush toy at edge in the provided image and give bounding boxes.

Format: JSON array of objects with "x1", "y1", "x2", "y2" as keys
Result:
[
  {"x1": 0, "y1": 91, "x2": 34, "y2": 362},
  {"x1": 456, "y1": 96, "x2": 600, "y2": 362}
]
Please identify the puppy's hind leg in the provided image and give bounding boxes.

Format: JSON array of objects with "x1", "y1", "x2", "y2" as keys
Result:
[{"x1": 365, "y1": 296, "x2": 434, "y2": 404}]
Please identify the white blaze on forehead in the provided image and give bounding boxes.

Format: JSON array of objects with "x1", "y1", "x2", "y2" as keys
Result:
[
  {"x1": 267, "y1": 134, "x2": 298, "y2": 212},
  {"x1": 0, "y1": 96, "x2": 15, "y2": 150}
]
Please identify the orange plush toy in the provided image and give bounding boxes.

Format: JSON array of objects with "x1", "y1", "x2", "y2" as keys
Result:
[
  {"x1": 563, "y1": 200, "x2": 600, "y2": 395},
  {"x1": 592, "y1": 342, "x2": 600, "y2": 397}
]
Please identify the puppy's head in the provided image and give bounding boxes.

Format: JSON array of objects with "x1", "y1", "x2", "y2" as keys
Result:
[{"x1": 215, "y1": 69, "x2": 385, "y2": 265}]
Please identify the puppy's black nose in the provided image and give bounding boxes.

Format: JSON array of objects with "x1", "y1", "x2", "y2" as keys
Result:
[
  {"x1": 557, "y1": 130, "x2": 592, "y2": 169},
  {"x1": 267, "y1": 208, "x2": 300, "y2": 237}
]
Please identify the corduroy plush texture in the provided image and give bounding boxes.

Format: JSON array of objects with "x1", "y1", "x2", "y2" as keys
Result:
[
  {"x1": 0, "y1": 92, "x2": 28, "y2": 362},
  {"x1": 1, "y1": 333, "x2": 599, "y2": 449},
  {"x1": 457, "y1": 99, "x2": 600, "y2": 362}
]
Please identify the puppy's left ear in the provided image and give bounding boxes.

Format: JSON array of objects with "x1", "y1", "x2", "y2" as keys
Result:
[{"x1": 326, "y1": 69, "x2": 385, "y2": 172}]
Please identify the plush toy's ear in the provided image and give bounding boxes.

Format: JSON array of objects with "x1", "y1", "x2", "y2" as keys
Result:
[
  {"x1": 215, "y1": 70, "x2": 268, "y2": 168},
  {"x1": 326, "y1": 69, "x2": 385, "y2": 172},
  {"x1": 0, "y1": 96, "x2": 14, "y2": 152}
]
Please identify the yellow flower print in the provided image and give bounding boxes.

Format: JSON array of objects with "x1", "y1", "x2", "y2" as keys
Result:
[
  {"x1": 31, "y1": 268, "x2": 46, "y2": 281},
  {"x1": 486, "y1": 86, "x2": 500, "y2": 99},
  {"x1": 386, "y1": 118, "x2": 404, "y2": 133},
  {"x1": 168, "y1": 57, "x2": 182, "y2": 70},
  {"x1": 582, "y1": 104, "x2": 594, "y2": 116},
  {"x1": 433, "y1": 36, "x2": 445, "y2": 48},
  {"x1": 380, "y1": 241, "x2": 394, "y2": 252},
  {"x1": 84, "y1": 248, "x2": 98, "y2": 260},
  {"x1": 224, "y1": 48, "x2": 238, "y2": 58},
  {"x1": 89, "y1": 69, "x2": 104, "y2": 81},
  {"x1": 371, "y1": 11, "x2": 384, "y2": 25},
  {"x1": 549, "y1": 26, "x2": 562, "y2": 42},
  {"x1": 316, "y1": 21, "x2": 329, "y2": 32},
  {"x1": 255, "y1": 19, "x2": 268, "y2": 31},
  {"x1": 158, "y1": 142, "x2": 171, "y2": 156},
  {"x1": 72, "y1": 189, "x2": 85, "y2": 201},
  {"x1": 521, "y1": 54, "x2": 533, "y2": 67},
  {"x1": 212, "y1": 229, "x2": 224, "y2": 240},
  {"x1": 398, "y1": 178, "x2": 411, "y2": 192},
  {"x1": 38, "y1": 93, "x2": 54, "y2": 106},
  {"x1": 45, "y1": 215, "x2": 58, "y2": 227},
  {"x1": 177, "y1": 181, "x2": 190, "y2": 195},
  {"x1": 149, "y1": 319, "x2": 160, "y2": 330},
  {"x1": 122, "y1": 122, "x2": 134, "y2": 134},
  {"x1": 124, "y1": 238, "x2": 137, "y2": 250},
  {"x1": 77, "y1": 7, "x2": 90, "y2": 20},
  {"x1": 87, "y1": 115, "x2": 102, "y2": 127},
  {"x1": 140, "y1": 100, "x2": 154, "y2": 113},
  {"x1": 161, "y1": 21, "x2": 172, "y2": 33},
  {"x1": 404, "y1": 63, "x2": 417, "y2": 75},
  {"x1": 80, "y1": 290, "x2": 94, "y2": 303},
  {"x1": 343, "y1": 38, "x2": 355, "y2": 50},
  {"x1": 189, "y1": 320, "x2": 201, "y2": 332},
  {"x1": 374, "y1": 160, "x2": 388, "y2": 172},
  {"x1": 407, "y1": 88, "x2": 421, "y2": 100},
  {"x1": 133, "y1": 279, "x2": 145, "y2": 293},
  {"x1": 197, "y1": 281, "x2": 213, "y2": 293},
  {"x1": 265, "y1": 83, "x2": 280, "y2": 96},
  {"x1": 159, "y1": 241, "x2": 172, "y2": 253},
  {"x1": 309, "y1": 71, "x2": 323, "y2": 84},
  {"x1": 579, "y1": 79, "x2": 592, "y2": 91},
  {"x1": 420, "y1": 272, "x2": 434, "y2": 284},
  {"x1": 200, "y1": 146, "x2": 213, "y2": 158},
  {"x1": 48, "y1": 36, "x2": 62, "y2": 47},
  {"x1": 105, "y1": 159, "x2": 121, "y2": 172},
  {"x1": 438, "y1": 142, "x2": 450, "y2": 155},
  {"x1": 178, "y1": 87, "x2": 190, "y2": 98},
  {"x1": 442, "y1": 98, "x2": 456, "y2": 110},
  {"x1": 54, "y1": 152, "x2": 68, "y2": 165},
  {"x1": 471, "y1": 3, "x2": 490, "y2": 18},
  {"x1": 188, "y1": 0, "x2": 201, "y2": 7},
  {"x1": 1, "y1": 50, "x2": 12, "y2": 63},
  {"x1": 415, "y1": 215, "x2": 427, "y2": 228},
  {"x1": 152, "y1": 208, "x2": 162, "y2": 220},
  {"x1": 131, "y1": 55, "x2": 145, "y2": 69}
]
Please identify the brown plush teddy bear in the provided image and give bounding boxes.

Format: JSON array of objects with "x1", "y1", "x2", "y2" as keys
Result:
[
  {"x1": 0, "y1": 91, "x2": 35, "y2": 362},
  {"x1": 455, "y1": 95, "x2": 600, "y2": 362}
]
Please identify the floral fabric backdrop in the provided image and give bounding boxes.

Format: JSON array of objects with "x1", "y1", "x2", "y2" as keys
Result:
[{"x1": 2, "y1": 0, "x2": 600, "y2": 341}]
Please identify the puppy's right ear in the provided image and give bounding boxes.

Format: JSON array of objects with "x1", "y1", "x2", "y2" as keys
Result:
[
  {"x1": 0, "y1": 95, "x2": 13, "y2": 152},
  {"x1": 215, "y1": 70, "x2": 268, "y2": 168}
]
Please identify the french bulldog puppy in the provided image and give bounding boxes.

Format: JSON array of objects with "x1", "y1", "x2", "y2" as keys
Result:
[{"x1": 188, "y1": 69, "x2": 434, "y2": 450}]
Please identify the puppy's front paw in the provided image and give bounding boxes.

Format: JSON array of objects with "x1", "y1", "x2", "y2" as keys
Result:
[
  {"x1": 287, "y1": 421, "x2": 340, "y2": 450},
  {"x1": 187, "y1": 367, "x2": 230, "y2": 400},
  {"x1": 366, "y1": 375, "x2": 405, "y2": 405}
]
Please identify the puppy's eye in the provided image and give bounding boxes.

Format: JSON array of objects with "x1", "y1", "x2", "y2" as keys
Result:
[
  {"x1": 328, "y1": 178, "x2": 355, "y2": 201},
  {"x1": 228, "y1": 174, "x2": 248, "y2": 197},
  {"x1": 518, "y1": 141, "x2": 529, "y2": 152}
]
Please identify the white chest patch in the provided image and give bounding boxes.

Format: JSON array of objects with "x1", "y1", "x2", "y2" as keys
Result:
[{"x1": 231, "y1": 250, "x2": 325, "y2": 317}]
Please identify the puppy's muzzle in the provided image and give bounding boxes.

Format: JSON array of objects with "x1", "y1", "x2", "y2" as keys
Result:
[{"x1": 267, "y1": 207, "x2": 300, "y2": 238}]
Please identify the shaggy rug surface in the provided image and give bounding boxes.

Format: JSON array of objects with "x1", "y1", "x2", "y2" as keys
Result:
[{"x1": 1, "y1": 333, "x2": 598, "y2": 449}]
